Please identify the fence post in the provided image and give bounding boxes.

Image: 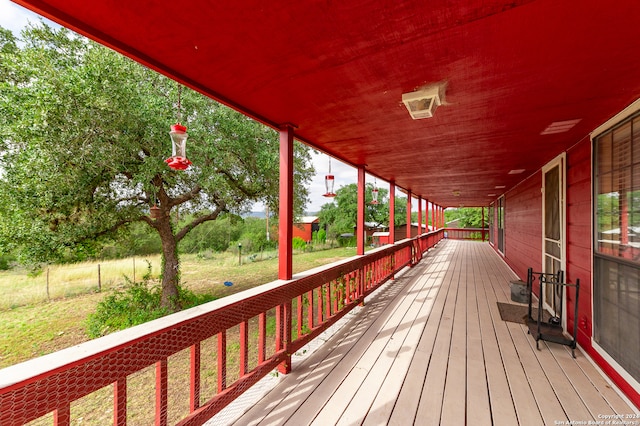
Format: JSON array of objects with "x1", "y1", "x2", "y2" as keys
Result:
[
  {"x1": 46, "y1": 267, "x2": 50, "y2": 302},
  {"x1": 133, "y1": 257, "x2": 136, "y2": 283},
  {"x1": 98, "y1": 264, "x2": 101, "y2": 292}
]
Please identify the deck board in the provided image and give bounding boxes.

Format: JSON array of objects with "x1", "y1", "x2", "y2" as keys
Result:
[{"x1": 231, "y1": 240, "x2": 638, "y2": 425}]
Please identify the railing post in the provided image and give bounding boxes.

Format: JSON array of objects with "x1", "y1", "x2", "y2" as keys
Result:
[
  {"x1": 190, "y1": 344, "x2": 201, "y2": 412},
  {"x1": 481, "y1": 206, "x2": 486, "y2": 241},
  {"x1": 54, "y1": 404, "x2": 70, "y2": 426},
  {"x1": 276, "y1": 302, "x2": 292, "y2": 374},
  {"x1": 114, "y1": 378, "x2": 126, "y2": 425},
  {"x1": 155, "y1": 359, "x2": 168, "y2": 426}
]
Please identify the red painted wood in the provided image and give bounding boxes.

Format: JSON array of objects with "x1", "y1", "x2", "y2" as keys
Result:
[
  {"x1": 0, "y1": 235, "x2": 445, "y2": 425},
  {"x1": 566, "y1": 139, "x2": 594, "y2": 348},
  {"x1": 239, "y1": 321, "x2": 248, "y2": 376},
  {"x1": 258, "y1": 313, "x2": 266, "y2": 364},
  {"x1": 389, "y1": 183, "x2": 395, "y2": 260},
  {"x1": 217, "y1": 332, "x2": 226, "y2": 393},
  {"x1": 54, "y1": 404, "x2": 70, "y2": 426},
  {"x1": 418, "y1": 196, "x2": 422, "y2": 235},
  {"x1": 155, "y1": 359, "x2": 168, "y2": 426},
  {"x1": 307, "y1": 290, "x2": 314, "y2": 332},
  {"x1": 317, "y1": 286, "x2": 324, "y2": 327},
  {"x1": 114, "y1": 378, "x2": 126, "y2": 425},
  {"x1": 190, "y1": 344, "x2": 201, "y2": 412},
  {"x1": 278, "y1": 301, "x2": 292, "y2": 374},
  {"x1": 357, "y1": 167, "x2": 365, "y2": 255},
  {"x1": 296, "y1": 295, "x2": 303, "y2": 338},
  {"x1": 406, "y1": 191, "x2": 412, "y2": 239},
  {"x1": 278, "y1": 125, "x2": 294, "y2": 280},
  {"x1": 501, "y1": 171, "x2": 542, "y2": 280}
]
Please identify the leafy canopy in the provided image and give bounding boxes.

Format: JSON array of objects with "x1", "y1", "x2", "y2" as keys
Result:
[{"x1": 0, "y1": 23, "x2": 313, "y2": 264}]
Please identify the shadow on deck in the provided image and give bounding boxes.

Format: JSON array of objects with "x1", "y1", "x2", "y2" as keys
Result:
[{"x1": 224, "y1": 240, "x2": 636, "y2": 425}]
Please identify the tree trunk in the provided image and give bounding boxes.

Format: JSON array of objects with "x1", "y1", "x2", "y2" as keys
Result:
[{"x1": 157, "y1": 216, "x2": 180, "y2": 311}]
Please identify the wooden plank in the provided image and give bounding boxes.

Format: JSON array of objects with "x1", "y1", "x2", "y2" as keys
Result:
[
  {"x1": 547, "y1": 343, "x2": 620, "y2": 418},
  {"x1": 233, "y1": 276, "x2": 405, "y2": 425},
  {"x1": 472, "y1": 244, "x2": 519, "y2": 425},
  {"x1": 569, "y1": 347, "x2": 638, "y2": 415},
  {"x1": 310, "y1": 262, "x2": 441, "y2": 425},
  {"x1": 481, "y1": 249, "x2": 545, "y2": 426},
  {"x1": 414, "y1": 245, "x2": 462, "y2": 425},
  {"x1": 360, "y1": 259, "x2": 444, "y2": 425},
  {"x1": 464, "y1": 244, "x2": 493, "y2": 426},
  {"x1": 440, "y1": 250, "x2": 468, "y2": 425},
  {"x1": 385, "y1": 245, "x2": 454, "y2": 425},
  {"x1": 506, "y1": 321, "x2": 569, "y2": 424},
  {"x1": 229, "y1": 241, "x2": 638, "y2": 426}
]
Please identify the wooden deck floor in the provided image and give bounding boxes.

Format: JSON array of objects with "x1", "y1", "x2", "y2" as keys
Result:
[{"x1": 232, "y1": 240, "x2": 637, "y2": 425}]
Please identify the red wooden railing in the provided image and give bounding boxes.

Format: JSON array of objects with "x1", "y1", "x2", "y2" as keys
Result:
[
  {"x1": 0, "y1": 230, "x2": 443, "y2": 426},
  {"x1": 444, "y1": 227, "x2": 488, "y2": 241}
]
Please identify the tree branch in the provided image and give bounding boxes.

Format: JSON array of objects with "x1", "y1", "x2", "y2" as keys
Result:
[
  {"x1": 169, "y1": 184, "x2": 202, "y2": 208},
  {"x1": 175, "y1": 206, "x2": 224, "y2": 242},
  {"x1": 217, "y1": 169, "x2": 262, "y2": 199}
]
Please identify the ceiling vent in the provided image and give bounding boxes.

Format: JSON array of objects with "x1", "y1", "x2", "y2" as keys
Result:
[{"x1": 402, "y1": 85, "x2": 442, "y2": 120}]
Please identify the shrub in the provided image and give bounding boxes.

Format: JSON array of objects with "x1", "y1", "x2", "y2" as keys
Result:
[
  {"x1": 292, "y1": 236, "x2": 307, "y2": 251},
  {"x1": 86, "y1": 263, "x2": 216, "y2": 338}
]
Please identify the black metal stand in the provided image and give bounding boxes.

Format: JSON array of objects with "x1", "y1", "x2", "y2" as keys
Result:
[{"x1": 525, "y1": 267, "x2": 580, "y2": 358}]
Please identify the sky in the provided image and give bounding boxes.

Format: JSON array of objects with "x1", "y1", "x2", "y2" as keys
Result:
[{"x1": 0, "y1": 1, "x2": 406, "y2": 213}]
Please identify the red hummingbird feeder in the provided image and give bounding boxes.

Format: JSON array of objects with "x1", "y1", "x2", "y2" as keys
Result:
[{"x1": 165, "y1": 123, "x2": 192, "y2": 170}]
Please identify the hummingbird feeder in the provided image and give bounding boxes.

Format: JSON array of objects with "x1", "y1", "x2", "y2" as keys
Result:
[
  {"x1": 165, "y1": 123, "x2": 192, "y2": 170},
  {"x1": 371, "y1": 178, "x2": 379, "y2": 205},
  {"x1": 323, "y1": 157, "x2": 336, "y2": 197}
]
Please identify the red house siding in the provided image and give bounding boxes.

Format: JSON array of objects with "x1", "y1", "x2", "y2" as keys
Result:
[
  {"x1": 566, "y1": 138, "x2": 593, "y2": 349},
  {"x1": 495, "y1": 136, "x2": 640, "y2": 407},
  {"x1": 501, "y1": 171, "x2": 543, "y2": 281}
]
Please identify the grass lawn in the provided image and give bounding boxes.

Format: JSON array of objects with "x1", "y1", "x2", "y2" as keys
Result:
[{"x1": 0, "y1": 247, "x2": 357, "y2": 369}]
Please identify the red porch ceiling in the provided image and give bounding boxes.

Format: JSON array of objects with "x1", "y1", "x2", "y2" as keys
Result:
[{"x1": 13, "y1": 0, "x2": 640, "y2": 207}]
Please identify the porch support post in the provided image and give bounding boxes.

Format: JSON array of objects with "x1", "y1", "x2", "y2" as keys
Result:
[
  {"x1": 432, "y1": 202, "x2": 436, "y2": 230},
  {"x1": 278, "y1": 124, "x2": 294, "y2": 280},
  {"x1": 357, "y1": 166, "x2": 365, "y2": 255},
  {"x1": 418, "y1": 196, "x2": 423, "y2": 235},
  {"x1": 482, "y1": 206, "x2": 486, "y2": 241},
  {"x1": 406, "y1": 190, "x2": 412, "y2": 239},
  {"x1": 389, "y1": 182, "x2": 395, "y2": 244},
  {"x1": 425, "y1": 199, "x2": 429, "y2": 231}
]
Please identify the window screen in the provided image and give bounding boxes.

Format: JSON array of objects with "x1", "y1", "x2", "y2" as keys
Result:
[{"x1": 594, "y1": 112, "x2": 640, "y2": 383}]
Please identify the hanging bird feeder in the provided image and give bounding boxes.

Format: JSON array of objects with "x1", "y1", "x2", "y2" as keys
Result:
[
  {"x1": 165, "y1": 123, "x2": 192, "y2": 170},
  {"x1": 323, "y1": 157, "x2": 336, "y2": 197},
  {"x1": 371, "y1": 178, "x2": 379, "y2": 205},
  {"x1": 150, "y1": 204, "x2": 161, "y2": 219}
]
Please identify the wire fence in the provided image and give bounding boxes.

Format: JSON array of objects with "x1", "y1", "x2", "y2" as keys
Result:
[{"x1": 0, "y1": 257, "x2": 161, "y2": 310}]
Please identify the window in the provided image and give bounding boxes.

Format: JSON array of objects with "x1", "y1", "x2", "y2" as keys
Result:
[
  {"x1": 489, "y1": 202, "x2": 494, "y2": 245},
  {"x1": 497, "y1": 196, "x2": 505, "y2": 253},
  {"x1": 594, "y1": 112, "x2": 640, "y2": 383}
]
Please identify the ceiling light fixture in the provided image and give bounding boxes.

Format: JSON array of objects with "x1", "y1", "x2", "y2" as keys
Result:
[{"x1": 402, "y1": 85, "x2": 443, "y2": 120}]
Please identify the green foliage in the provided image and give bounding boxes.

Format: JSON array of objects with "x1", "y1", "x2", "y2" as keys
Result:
[
  {"x1": 0, "y1": 254, "x2": 13, "y2": 270},
  {"x1": 317, "y1": 183, "x2": 407, "y2": 238},
  {"x1": 312, "y1": 229, "x2": 326, "y2": 244},
  {"x1": 0, "y1": 23, "x2": 314, "y2": 307},
  {"x1": 292, "y1": 236, "x2": 307, "y2": 251},
  {"x1": 179, "y1": 213, "x2": 243, "y2": 254},
  {"x1": 444, "y1": 207, "x2": 485, "y2": 228},
  {"x1": 86, "y1": 263, "x2": 216, "y2": 337},
  {"x1": 238, "y1": 217, "x2": 275, "y2": 252}
]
